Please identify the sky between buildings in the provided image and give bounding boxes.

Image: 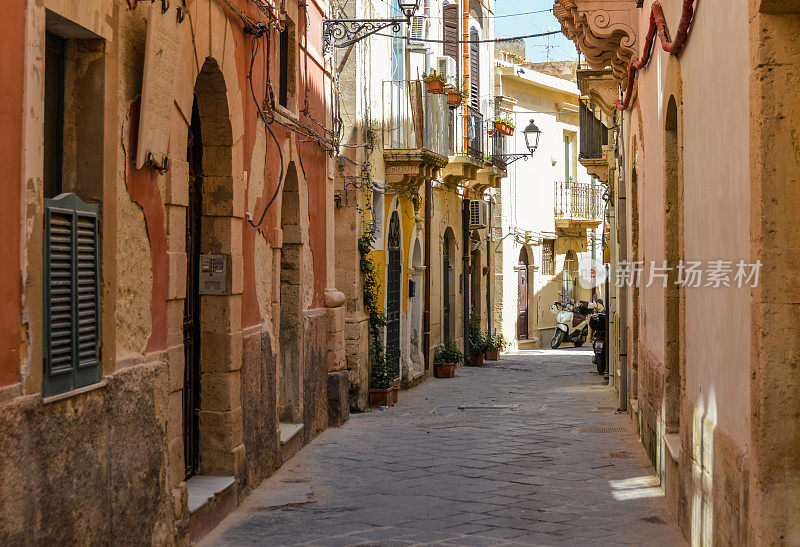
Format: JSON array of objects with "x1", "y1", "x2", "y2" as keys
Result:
[{"x1": 493, "y1": 1, "x2": 577, "y2": 63}]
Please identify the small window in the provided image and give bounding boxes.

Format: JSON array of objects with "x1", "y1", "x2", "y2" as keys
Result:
[
  {"x1": 44, "y1": 31, "x2": 66, "y2": 198},
  {"x1": 542, "y1": 239, "x2": 555, "y2": 276},
  {"x1": 278, "y1": 19, "x2": 296, "y2": 110}
]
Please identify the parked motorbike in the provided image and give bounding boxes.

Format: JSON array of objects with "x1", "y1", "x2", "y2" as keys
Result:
[
  {"x1": 549, "y1": 298, "x2": 602, "y2": 350},
  {"x1": 589, "y1": 300, "x2": 607, "y2": 374}
]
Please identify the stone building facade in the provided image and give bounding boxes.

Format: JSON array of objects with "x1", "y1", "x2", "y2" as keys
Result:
[
  {"x1": 0, "y1": 0, "x2": 346, "y2": 542},
  {"x1": 555, "y1": 0, "x2": 800, "y2": 543},
  {"x1": 493, "y1": 55, "x2": 603, "y2": 351},
  {"x1": 333, "y1": 0, "x2": 504, "y2": 406}
]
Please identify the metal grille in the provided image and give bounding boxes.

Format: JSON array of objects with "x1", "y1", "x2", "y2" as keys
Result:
[
  {"x1": 383, "y1": 80, "x2": 449, "y2": 157},
  {"x1": 492, "y1": 128, "x2": 507, "y2": 170},
  {"x1": 609, "y1": 452, "x2": 636, "y2": 459},
  {"x1": 386, "y1": 212, "x2": 402, "y2": 381},
  {"x1": 578, "y1": 427, "x2": 626, "y2": 434},
  {"x1": 541, "y1": 239, "x2": 555, "y2": 276},
  {"x1": 554, "y1": 180, "x2": 603, "y2": 222},
  {"x1": 458, "y1": 104, "x2": 484, "y2": 161},
  {"x1": 43, "y1": 193, "x2": 101, "y2": 397},
  {"x1": 579, "y1": 100, "x2": 607, "y2": 159}
]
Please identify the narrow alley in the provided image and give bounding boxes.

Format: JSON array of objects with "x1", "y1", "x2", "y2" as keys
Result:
[{"x1": 202, "y1": 351, "x2": 684, "y2": 546}]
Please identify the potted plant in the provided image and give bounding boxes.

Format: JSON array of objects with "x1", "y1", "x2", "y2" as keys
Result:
[
  {"x1": 484, "y1": 331, "x2": 506, "y2": 361},
  {"x1": 369, "y1": 351, "x2": 399, "y2": 406},
  {"x1": 495, "y1": 117, "x2": 516, "y2": 136},
  {"x1": 468, "y1": 312, "x2": 486, "y2": 366},
  {"x1": 446, "y1": 87, "x2": 466, "y2": 108},
  {"x1": 434, "y1": 337, "x2": 463, "y2": 378},
  {"x1": 424, "y1": 71, "x2": 447, "y2": 94}
]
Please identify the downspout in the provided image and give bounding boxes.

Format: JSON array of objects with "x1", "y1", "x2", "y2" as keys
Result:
[
  {"x1": 423, "y1": 178, "x2": 432, "y2": 373},
  {"x1": 462, "y1": 194, "x2": 471, "y2": 363},
  {"x1": 487, "y1": 198, "x2": 492, "y2": 332}
]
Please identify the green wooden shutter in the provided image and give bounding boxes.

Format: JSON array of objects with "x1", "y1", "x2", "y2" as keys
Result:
[{"x1": 44, "y1": 193, "x2": 101, "y2": 397}]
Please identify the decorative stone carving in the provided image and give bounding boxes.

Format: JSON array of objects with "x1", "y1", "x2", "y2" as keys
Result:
[
  {"x1": 441, "y1": 155, "x2": 482, "y2": 186},
  {"x1": 577, "y1": 68, "x2": 620, "y2": 115},
  {"x1": 553, "y1": 0, "x2": 639, "y2": 87},
  {"x1": 384, "y1": 150, "x2": 448, "y2": 193}
]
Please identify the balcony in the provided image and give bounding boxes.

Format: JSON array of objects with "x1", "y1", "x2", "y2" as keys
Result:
[
  {"x1": 442, "y1": 105, "x2": 485, "y2": 186},
  {"x1": 382, "y1": 80, "x2": 449, "y2": 192},
  {"x1": 579, "y1": 100, "x2": 612, "y2": 183},
  {"x1": 554, "y1": 180, "x2": 604, "y2": 229}
]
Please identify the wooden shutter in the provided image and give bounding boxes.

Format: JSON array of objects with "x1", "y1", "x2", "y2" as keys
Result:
[
  {"x1": 470, "y1": 27, "x2": 479, "y2": 108},
  {"x1": 443, "y1": 4, "x2": 459, "y2": 78},
  {"x1": 44, "y1": 193, "x2": 101, "y2": 397}
]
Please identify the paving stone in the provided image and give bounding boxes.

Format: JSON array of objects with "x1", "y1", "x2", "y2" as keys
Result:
[{"x1": 200, "y1": 350, "x2": 685, "y2": 546}]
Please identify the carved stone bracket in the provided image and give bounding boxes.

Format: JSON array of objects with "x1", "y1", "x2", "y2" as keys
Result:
[
  {"x1": 384, "y1": 150, "x2": 448, "y2": 194},
  {"x1": 553, "y1": 0, "x2": 639, "y2": 87},
  {"x1": 471, "y1": 165, "x2": 506, "y2": 195},
  {"x1": 577, "y1": 68, "x2": 620, "y2": 115},
  {"x1": 441, "y1": 155, "x2": 482, "y2": 187}
]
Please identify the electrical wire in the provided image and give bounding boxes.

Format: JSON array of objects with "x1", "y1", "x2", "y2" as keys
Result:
[{"x1": 373, "y1": 29, "x2": 561, "y2": 44}]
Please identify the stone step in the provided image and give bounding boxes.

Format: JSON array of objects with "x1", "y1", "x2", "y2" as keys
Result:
[
  {"x1": 279, "y1": 422, "x2": 304, "y2": 463},
  {"x1": 186, "y1": 475, "x2": 237, "y2": 542}
]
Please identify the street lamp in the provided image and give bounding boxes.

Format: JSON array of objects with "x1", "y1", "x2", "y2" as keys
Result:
[
  {"x1": 323, "y1": 0, "x2": 421, "y2": 53},
  {"x1": 494, "y1": 119, "x2": 543, "y2": 165}
]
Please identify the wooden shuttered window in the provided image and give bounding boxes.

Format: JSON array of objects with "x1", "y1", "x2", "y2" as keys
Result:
[
  {"x1": 44, "y1": 193, "x2": 102, "y2": 397},
  {"x1": 443, "y1": 4, "x2": 459, "y2": 75},
  {"x1": 469, "y1": 27, "x2": 479, "y2": 109}
]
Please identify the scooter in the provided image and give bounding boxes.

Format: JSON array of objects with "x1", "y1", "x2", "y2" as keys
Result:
[
  {"x1": 549, "y1": 298, "x2": 601, "y2": 349},
  {"x1": 589, "y1": 300, "x2": 607, "y2": 374}
]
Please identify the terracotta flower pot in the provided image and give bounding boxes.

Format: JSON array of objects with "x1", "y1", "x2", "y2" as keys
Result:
[
  {"x1": 485, "y1": 349, "x2": 500, "y2": 361},
  {"x1": 426, "y1": 79, "x2": 445, "y2": 94},
  {"x1": 369, "y1": 386, "x2": 399, "y2": 406},
  {"x1": 447, "y1": 91, "x2": 462, "y2": 107},
  {"x1": 468, "y1": 352, "x2": 484, "y2": 367},
  {"x1": 436, "y1": 362, "x2": 456, "y2": 378}
]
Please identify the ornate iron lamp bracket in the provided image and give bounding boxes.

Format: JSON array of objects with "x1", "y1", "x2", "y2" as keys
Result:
[
  {"x1": 495, "y1": 153, "x2": 531, "y2": 166},
  {"x1": 323, "y1": 18, "x2": 407, "y2": 52}
]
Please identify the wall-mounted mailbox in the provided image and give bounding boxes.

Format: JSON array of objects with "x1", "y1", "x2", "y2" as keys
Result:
[{"x1": 199, "y1": 254, "x2": 228, "y2": 295}]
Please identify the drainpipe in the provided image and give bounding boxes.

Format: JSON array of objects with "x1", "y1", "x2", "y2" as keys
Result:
[
  {"x1": 462, "y1": 195, "x2": 471, "y2": 363},
  {"x1": 487, "y1": 198, "x2": 492, "y2": 333},
  {"x1": 423, "y1": 178, "x2": 432, "y2": 373}
]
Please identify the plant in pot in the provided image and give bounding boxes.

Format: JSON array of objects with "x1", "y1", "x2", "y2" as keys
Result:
[
  {"x1": 468, "y1": 312, "x2": 486, "y2": 366},
  {"x1": 495, "y1": 117, "x2": 516, "y2": 136},
  {"x1": 434, "y1": 338, "x2": 463, "y2": 378},
  {"x1": 484, "y1": 331, "x2": 506, "y2": 360},
  {"x1": 424, "y1": 71, "x2": 447, "y2": 94},
  {"x1": 360, "y1": 224, "x2": 399, "y2": 407},
  {"x1": 446, "y1": 86, "x2": 465, "y2": 108}
]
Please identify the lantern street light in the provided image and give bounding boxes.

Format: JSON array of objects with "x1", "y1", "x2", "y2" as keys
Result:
[
  {"x1": 323, "y1": 0, "x2": 421, "y2": 53},
  {"x1": 493, "y1": 119, "x2": 543, "y2": 166}
]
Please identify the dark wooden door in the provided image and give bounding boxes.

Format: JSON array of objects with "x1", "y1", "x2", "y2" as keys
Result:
[
  {"x1": 517, "y1": 249, "x2": 529, "y2": 340},
  {"x1": 386, "y1": 212, "x2": 401, "y2": 381},
  {"x1": 443, "y1": 237, "x2": 450, "y2": 341},
  {"x1": 183, "y1": 97, "x2": 202, "y2": 479}
]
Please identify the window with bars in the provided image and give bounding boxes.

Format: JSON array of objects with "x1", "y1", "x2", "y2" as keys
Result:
[
  {"x1": 43, "y1": 193, "x2": 102, "y2": 397},
  {"x1": 542, "y1": 239, "x2": 555, "y2": 276}
]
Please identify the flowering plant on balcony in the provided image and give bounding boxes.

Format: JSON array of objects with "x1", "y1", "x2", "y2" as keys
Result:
[
  {"x1": 445, "y1": 86, "x2": 466, "y2": 108},
  {"x1": 423, "y1": 70, "x2": 447, "y2": 94},
  {"x1": 494, "y1": 117, "x2": 515, "y2": 136}
]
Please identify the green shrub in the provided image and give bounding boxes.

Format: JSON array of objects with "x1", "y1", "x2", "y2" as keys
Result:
[
  {"x1": 468, "y1": 312, "x2": 487, "y2": 354},
  {"x1": 434, "y1": 338, "x2": 464, "y2": 364}
]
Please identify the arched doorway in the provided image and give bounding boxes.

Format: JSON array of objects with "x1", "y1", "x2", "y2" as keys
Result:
[
  {"x1": 182, "y1": 58, "x2": 237, "y2": 478},
  {"x1": 443, "y1": 228, "x2": 455, "y2": 340},
  {"x1": 470, "y1": 231, "x2": 481, "y2": 320},
  {"x1": 563, "y1": 249, "x2": 578, "y2": 301},
  {"x1": 517, "y1": 247, "x2": 529, "y2": 340},
  {"x1": 386, "y1": 211, "x2": 402, "y2": 381},
  {"x1": 280, "y1": 163, "x2": 303, "y2": 424}
]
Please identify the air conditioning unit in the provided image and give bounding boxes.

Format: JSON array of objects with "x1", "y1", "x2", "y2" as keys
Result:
[
  {"x1": 469, "y1": 200, "x2": 489, "y2": 228},
  {"x1": 408, "y1": 16, "x2": 428, "y2": 51},
  {"x1": 436, "y1": 56, "x2": 458, "y2": 87}
]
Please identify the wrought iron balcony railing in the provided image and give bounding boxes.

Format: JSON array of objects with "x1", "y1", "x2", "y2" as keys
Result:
[
  {"x1": 579, "y1": 99, "x2": 608, "y2": 160},
  {"x1": 382, "y1": 80, "x2": 449, "y2": 158},
  {"x1": 452, "y1": 104, "x2": 484, "y2": 163},
  {"x1": 490, "y1": 126, "x2": 507, "y2": 170},
  {"x1": 554, "y1": 180, "x2": 604, "y2": 223}
]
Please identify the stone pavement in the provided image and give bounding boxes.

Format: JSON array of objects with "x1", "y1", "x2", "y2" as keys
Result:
[{"x1": 201, "y1": 349, "x2": 686, "y2": 546}]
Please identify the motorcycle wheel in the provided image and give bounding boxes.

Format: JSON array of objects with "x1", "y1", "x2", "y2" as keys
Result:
[
  {"x1": 573, "y1": 336, "x2": 585, "y2": 348},
  {"x1": 597, "y1": 357, "x2": 606, "y2": 375},
  {"x1": 551, "y1": 329, "x2": 564, "y2": 349}
]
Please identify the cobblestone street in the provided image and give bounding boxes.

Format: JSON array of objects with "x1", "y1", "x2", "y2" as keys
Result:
[{"x1": 202, "y1": 349, "x2": 684, "y2": 546}]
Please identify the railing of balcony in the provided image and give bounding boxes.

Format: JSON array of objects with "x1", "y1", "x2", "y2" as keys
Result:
[
  {"x1": 491, "y1": 126, "x2": 508, "y2": 170},
  {"x1": 579, "y1": 100, "x2": 608, "y2": 160},
  {"x1": 382, "y1": 80, "x2": 449, "y2": 157},
  {"x1": 554, "y1": 180, "x2": 604, "y2": 221},
  {"x1": 452, "y1": 104, "x2": 484, "y2": 162}
]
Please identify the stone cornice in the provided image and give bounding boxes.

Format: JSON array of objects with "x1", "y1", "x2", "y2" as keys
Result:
[
  {"x1": 383, "y1": 150, "x2": 448, "y2": 193},
  {"x1": 553, "y1": 0, "x2": 639, "y2": 87},
  {"x1": 576, "y1": 68, "x2": 620, "y2": 115}
]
